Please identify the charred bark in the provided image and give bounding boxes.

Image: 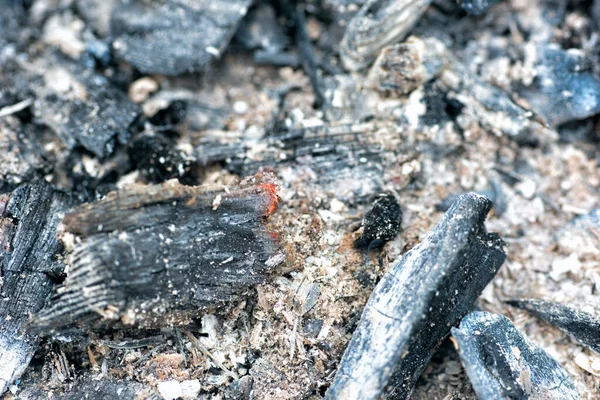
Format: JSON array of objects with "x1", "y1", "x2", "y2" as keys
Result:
[{"x1": 0, "y1": 183, "x2": 75, "y2": 395}]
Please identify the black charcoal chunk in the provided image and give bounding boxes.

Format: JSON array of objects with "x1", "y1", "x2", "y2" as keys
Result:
[
  {"x1": 452, "y1": 311, "x2": 579, "y2": 400},
  {"x1": 354, "y1": 193, "x2": 402, "y2": 249},
  {"x1": 458, "y1": 0, "x2": 502, "y2": 15},
  {"x1": 110, "y1": 0, "x2": 252, "y2": 75},
  {"x1": 17, "y1": 374, "x2": 161, "y2": 400},
  {"x1": 517, "y1": 45, "x2": 600, "y2": 126},
  {"x1": 506, "y1": 299, "x2": 600, "y2": 353},
  {"x1": 340, "y1": 0, "x2": 433, "y2": 70},
  {"x1": 36, "y1": 176, "x2": 282, "y2": 330},
  {"x1": 128, "y1": 132, "x2": 192, "y2": 183},
  {"x1": 0, "y1": 183, "x2": 75, "y2": 395},
  {"x1": 325, "y1": 193, "x2": 506, "y2": 400},
  {"x1": 28, "y1": 53, "x2": 140, "y2": 158}
]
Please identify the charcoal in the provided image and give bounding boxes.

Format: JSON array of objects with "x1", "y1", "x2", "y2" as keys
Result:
[
  {"x1": 506, "y1": 299, "x2": 600, "y2": 353},
  {"x1": 458, "y1": 0, "x2": 502, "y2": 15},
  {"x1": 196, "y1": 122, "x2": 417, "y2": 203},
  {"x1": 110, "y1": 0, "x2": 252, "y2": 75},
  {"x1": 35, "y1": 176, "x2": 283, "y2": 330},
  {"x1": 452, "y1": 311, "x2": 579, "y2": 400},
  {"x1": 16, "y1": 374, "x2": 161, "y2": 399},
  {"x1": 0, "y1": 183, "x2": 75, "y2": 395},
  {"x1": 354, "y1": 193, "x2": 402, "y2": 250},
  {"x1": 26, "y1": 53, "x2": 140, "y2": 158},
  {"x1": 0, "y1": 116, "x2": 48, "y2": 189},
  {"x1": 517, "y1": 45, "x2": 600, "y2": 127},
  {"x1": 128, "y1": 132, "x2": 193, "y2": 183},
  {"x1": 325, "y1": 193, "x2": 506, "y2": 400},
  {"x1": 340, "y1": 0, "x2": 433, "y2": 71}
]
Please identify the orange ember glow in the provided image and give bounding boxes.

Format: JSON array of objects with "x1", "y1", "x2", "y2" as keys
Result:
[{"x1": 260, "y1": 183, "x2": 280, "y2": 217}]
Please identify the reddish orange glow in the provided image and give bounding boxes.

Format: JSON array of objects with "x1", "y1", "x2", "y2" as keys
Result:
[{"x1": 259, "y1": 183, "x2": 280, "y2": 217}]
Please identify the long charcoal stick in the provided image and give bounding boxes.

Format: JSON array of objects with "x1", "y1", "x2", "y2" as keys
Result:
[{"x1": 325, "y1": 193, "x2": 506, "y2": 399}]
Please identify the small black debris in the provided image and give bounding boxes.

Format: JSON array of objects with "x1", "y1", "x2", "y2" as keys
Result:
[
  {"x1": 128, "y1": 132, "x2": 192, "y2": 183},
  {"x1": 354, "y1": 193, "x2": 402, "y2": 250},
  {"x1": 452, "y1": 311, "x2": 579, "y2": 400},
  {"x1": 326, "y1": 193, "x2": 506, "y2": 400},
  {"x1": 506, "y1": 299, "x2": 600, "y2": 353}
]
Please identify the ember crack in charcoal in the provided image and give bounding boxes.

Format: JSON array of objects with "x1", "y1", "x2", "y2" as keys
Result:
[
  {"x1": 36, "y1": 176, "x2": 282, "y2": 330},
  {"x1": 0, "y1": 183, "x2": 74, "y2": 395},
  {"x1": 325, "y1": 193, "x2": 506, "y2": 400},
  {"x1": 507, "y1": 299, "x2": 600, "y2": 353},
  {"x1": 452, "y1": 311, "x2": 579, "y2": 400}
]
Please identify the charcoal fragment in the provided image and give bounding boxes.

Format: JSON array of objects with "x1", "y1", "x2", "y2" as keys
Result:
[
  {"x1": 36, "y1": 176, "x2": 282, "y2": 330},
  {"x1": 458, "y1": 0, "x2": 502, "y2": 15},
  {"x1": 452, "y1": 311, "x2": 579, "y2": 400},
  {"x1": 518, "y1": 45, "x2": 600, "y2": 126},
  {"x1": 197, "y1": 122, "x2": 416, "y2": 203},
  {"x1": 354, "y1": 193, "x2": 402, "y2": 250},
  {"x1": 128, "y1": 132, "x2": 192, "y2": 183},
  {"x1": 26, "y1": 53, "x2": 140, "y2": 158},
  {"x1": 0, "y1": 183, "x2": 75, "y2": 395},
  {"x1": 326, "y1": 193, "x2": 506, "y2": 399},
  {"x1": 340, "y1": 0, "x2": 433, "y2": 71},
  {"x1": 506, "y1": 299, "x2": 600, "y2": 353},
  {"x1": 17, "y1": 374, "x2": 161, "y2": 400},
  {"x1": 110, "y1": 0, "x2": 252, "y2": 75}
]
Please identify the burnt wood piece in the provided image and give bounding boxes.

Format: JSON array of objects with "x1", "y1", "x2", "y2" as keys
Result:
[
  {"x1": 0, "y1": 183, "x2": 74, "y2": 395},
  {"x1": 340, "y1": 0, "x2": 432, "y2": 71},
  {"x1": 452, "y1": 311, "x2": 579, "y2": 400},
  {"x1": 506, "y1": 299, "x2": 600, "y2": 353},
  {"x1": 26, "y1": 52, "x2": 140, "y2": 158},
  {"x1": 196, "y1": 122, "x2": 417, "y2": 203},
  {"x1": 325, "y1": 193, "x2": 506, "y2": 400},
  {"x1": 16, "y1": 374, "x2": 161, "y2": 400},
  {"x1": 110, "y1": 0, "x2": 252, "y2": 75},
  {"x1": 36, "y1": 176, "x2": 282, "y2": 330},
  {"x1": 354, "y1": 193, "x2": 402, "y2": 250}
]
